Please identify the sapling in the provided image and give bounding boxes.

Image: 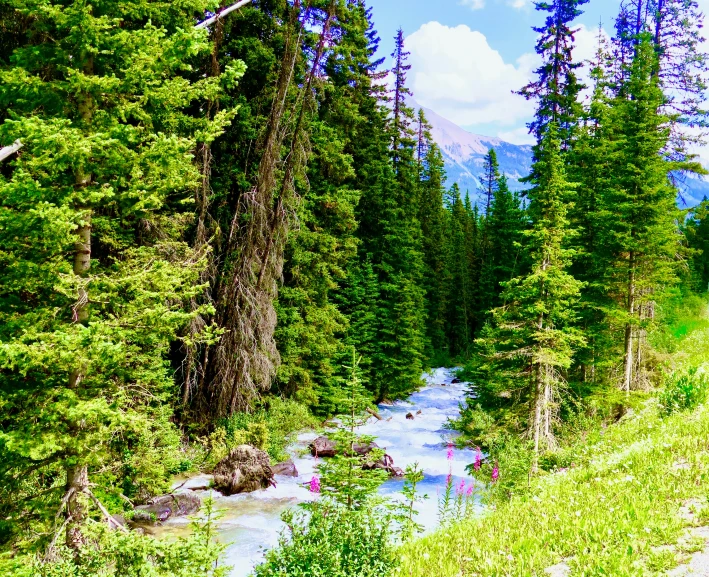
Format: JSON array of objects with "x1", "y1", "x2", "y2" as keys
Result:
[
  {"x1": 398, "y1": 462, "x2": 428, "y2": 541},
  {"x1": 317, "y1": 348, "x2": 388, "y2": 508}
]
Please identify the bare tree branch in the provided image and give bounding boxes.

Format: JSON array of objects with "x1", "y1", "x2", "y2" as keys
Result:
[
  {"x1": 195, "y1": 0, "x2": 253, "y2": 29},
  {"x1": 0, "y1": 139, "x2": 22, "y2": 162}
]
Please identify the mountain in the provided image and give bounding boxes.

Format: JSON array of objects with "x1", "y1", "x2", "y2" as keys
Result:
[
  {"x1": 414, "y1": 103, "x2": 533, "y2": 205},
  {"x1": 414, "y1": 102, "x2": 709, "y2": 209}
]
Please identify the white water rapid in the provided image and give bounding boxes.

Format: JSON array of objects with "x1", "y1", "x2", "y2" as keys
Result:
[{"x1": 157, "y1": 367, "x2": 478, "y2": 577}]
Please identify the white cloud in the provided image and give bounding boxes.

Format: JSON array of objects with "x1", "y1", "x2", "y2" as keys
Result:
[
  {"x1": 508, "y1": 0, "x2": 531, "y2": 9},
  {"x1": 406, "y1": 22, "x2": 538, "y2": 128},
  {"x1": 498, "y1": 127, "x2": 536, "y2": 145},
  {"x1": 460, "y1": 0, "x2": 485, "y2": 10}
]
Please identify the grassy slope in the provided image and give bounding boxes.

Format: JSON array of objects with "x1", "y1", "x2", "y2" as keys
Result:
[{"x1": 400, "y1": 307, "x2": 709, "y2": 577}]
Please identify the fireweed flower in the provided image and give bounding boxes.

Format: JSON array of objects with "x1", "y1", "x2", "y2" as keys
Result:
[
  {"x1": 309, "y1": 475, "x2": 320, "y2": 493},
  {"x1": 466, "y1": 482, "x2": 475, "y2": 497},
  {"x1": 491, "y1": 463, "x2": 499, "y2": 483},
  {"x1": 446, "y1": 442, "x2": 454, "y2": 461},
  {"x1": 474, "y1": 447, "x2": 482, "y2": 471},
  {"x1": 457, "y1": 478, "x2": 466, "y2": 496}
]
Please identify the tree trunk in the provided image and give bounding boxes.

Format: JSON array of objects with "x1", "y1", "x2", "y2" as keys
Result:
[
  {"x1": 66, "y1": 50, "x2": 93, "y2": 552},
  {"x1": 65, "y1": 465, "x2": 89, "y2": 551},
  {"x1": 532, "y1": 360, "x2": 543, "y2": 473},
  {"x1": 623, "y1": 251, "x2": 636, "y2": 392}
]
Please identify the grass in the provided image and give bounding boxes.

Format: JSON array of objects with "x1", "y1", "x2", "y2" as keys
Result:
[
  {"x1": 401, "y1": 399, "x2": 709, "y2": 576},
  {"x1": 400, "y1": 297, "x2": 709, "y2": 577}
]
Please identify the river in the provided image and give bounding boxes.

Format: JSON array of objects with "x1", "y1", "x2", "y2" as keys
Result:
[{"x1": 158, "y1": 367, "x2": 478, "y2": 577}]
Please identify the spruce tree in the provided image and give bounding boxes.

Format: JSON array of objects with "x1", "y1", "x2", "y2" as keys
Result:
[
  {"x1": 0, "y1": 0, "x2": 237, "y2": 552},
  {"x1": 417, "y1": 111, "x2": 449, "y2": 360},
  {"x1": 473, "y1": 126, "x2": 585, "y2": 468},
  {"x1": 598, "y1": 36, "x2": 704, "y2": 391},
  {"x1": 445, "y1": 184, "x2": 473, "y2": 358},
  {"x1": 518, "y1": 0, "x2": 589, "y2": 148}
]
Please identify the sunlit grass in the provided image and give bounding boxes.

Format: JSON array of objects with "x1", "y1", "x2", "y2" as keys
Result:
[
  {"x1": 400, "y1": 298, "x2": 709, "y2": 577},
  {"x1": 400, "y1": 400, "x2": 709, "y2": 576}
]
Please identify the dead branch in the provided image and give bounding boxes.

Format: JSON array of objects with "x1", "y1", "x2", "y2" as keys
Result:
[
  {"x1": 84, "y1": 489, "x2": 128, "y2": 532},
  {"x1": 0, "y1": 139, "x2": 22, "y2": 162},
  {"x1": 195, "y1": 0, "x2": 253, "y2": 29}
]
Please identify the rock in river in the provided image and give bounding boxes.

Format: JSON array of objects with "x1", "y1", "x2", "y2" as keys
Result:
[
  {"x1": 132, "y1": 492, "x2": 201, "y2": 525},
  {"x1": 309, "y1": 436, "x2": 380, "y2": 458},
  {"x1": 272, "y1": 459, "x2": 298, "y2": 477},
  {"x1": 213, "y1": 445, "x2": 275, "y2": 495}
]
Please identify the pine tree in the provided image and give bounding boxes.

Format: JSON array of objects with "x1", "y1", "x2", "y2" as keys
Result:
[
  {"x1": 473, "y1": 126, "x2": 585, "y2": 469},
  {"x1": 445, "y1": 184, "x2": 473, "y2": 358},
  {"x1": 0, "y1": 0, "x2": 237, "y2": 551},
  {"x1": 614, "y1": 0, "x2": 709, "y2": 133},
  {"x1": 598, "y1": 36, "x2": 704, "y2": 391},
  {"x1": 518, "y1": 0, "x2": 589, "y2": 148}
]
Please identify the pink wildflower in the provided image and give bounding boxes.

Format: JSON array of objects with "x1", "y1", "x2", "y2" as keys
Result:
[
  {"x1": 474, "y1": 447, "x2": 482, "y2": 471},
  {"x1": 309, "y1": 475, "x2": 320, "y2": 494},
  {"x1": 466, "y1": 481, "x2": 475, "y2": 497},
  {"x1": 457, "y1": 478, "x2": 466, "y2": 496},
  {"x1": 491, "y1": 462, "x2": 499, "y2": 483},
  {"x1": 446, "y1": 472, "x2": 452, "y2": 488},
  {"x1": 446, "y1": 441, "x2": 454, "y2": 461}
]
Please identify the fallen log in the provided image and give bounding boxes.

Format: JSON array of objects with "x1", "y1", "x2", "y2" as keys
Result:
[{"x1": 366, "y1": 407, "x2": 383, "y2": 421}]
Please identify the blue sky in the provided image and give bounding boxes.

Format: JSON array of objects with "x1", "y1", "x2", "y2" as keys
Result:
[{"x1": 365, "y1": 0, "x2": 625, "y2": 143}]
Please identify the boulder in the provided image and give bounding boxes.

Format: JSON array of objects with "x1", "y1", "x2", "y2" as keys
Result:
[
  {"x1": 363, "y1": 453, "x2": 404, "y2": 477},
  {"x1": 213, "y1": 445, "x2": 275, "y2": 495},
  {"x1": 272, "y1": 459, "x2": 298, "y2": 477},
  {"x1": 309, "y1": 436, "x2": 379, "y2": 458},
  {"x1": 451, "y1": 377, "x2": 463, "y2": 384},
  {"x1": 406, "y1": 412, "x2": 415, "y2": 420},
  {"x1": 416, "y1": 410, "x2": 422, "y2": 415},
  {"x1": 309, "y1": 436, "x2": 337, "y2": 457},
  {"x1": 132, "y1": 492, "x2": 201, "y2": 525}
]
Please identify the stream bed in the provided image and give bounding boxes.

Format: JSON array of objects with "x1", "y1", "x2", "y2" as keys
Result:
[{"x1": 156, "y1": 367, "x2": 478, "y2": 577}]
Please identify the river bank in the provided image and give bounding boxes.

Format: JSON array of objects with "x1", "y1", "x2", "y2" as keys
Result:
[{"x1": 156, "y1": 367, "x2": 479, "y2": 576}]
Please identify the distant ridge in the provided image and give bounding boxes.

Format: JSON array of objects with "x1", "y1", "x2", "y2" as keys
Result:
[
  {"x1": 411, "y1": 100, "x2": 709, "y2": 209},
  {"x1": 410, "y1": 100, "x2": 533, "y2": 205}
]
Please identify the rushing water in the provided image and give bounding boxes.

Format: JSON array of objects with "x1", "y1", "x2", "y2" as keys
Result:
[{"x1": 157, "y1": 368, "x2": 477, "y2": 577}]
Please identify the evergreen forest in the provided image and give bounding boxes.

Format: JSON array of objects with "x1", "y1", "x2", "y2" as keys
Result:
[{"x1": 3, "y1": 0, "x2": 709, "y2": 574}]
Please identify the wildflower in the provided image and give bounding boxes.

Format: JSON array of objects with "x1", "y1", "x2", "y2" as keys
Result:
[
  {"x1": 446, "y1": 441, "x2": 454, "y2": 461},
  {"x1": 474, "y1": 447, "x2": 482, "y2": 471},
  {"x1": 446, "y1": 472, "x2": 452, "y2": 487},
  {"x1": 309, "y1": 475, "x2": 320, "y2": 494},
  {"x1": 457, "y1": 478, "x2": 466, "y2": 496},
  {"x1": 466, "y1": 482, "x2": 475, "y2": 497},
  {"x1": 491, "y1": 462, "x2": 499, "y2": 483}
]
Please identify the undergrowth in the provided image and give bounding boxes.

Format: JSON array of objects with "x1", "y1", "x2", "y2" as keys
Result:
[{"x1": 400, "y1": 294, "x2": 709, "y2": 576}]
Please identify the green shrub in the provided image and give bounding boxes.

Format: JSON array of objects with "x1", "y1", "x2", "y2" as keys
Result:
[
  {"x1": 659, "y1": 368, "x2": 709, "y2": 416},
  {"x1": 4, "y1": 498, "x2": 229, "y2": 577},
  {"x1": 220, "y1": 397, "x2": 317, "y2": 463},
  {"x1": 253, "y1": 500, "x2": 398, "y2": 577}
]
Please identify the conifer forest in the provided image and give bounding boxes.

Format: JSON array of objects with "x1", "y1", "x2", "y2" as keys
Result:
[{"x1": 4, "y1": 0, "x2": 709, "y2": 575}]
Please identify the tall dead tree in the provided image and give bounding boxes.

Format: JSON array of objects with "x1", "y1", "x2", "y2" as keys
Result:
[{"x1": 201, "y1": 0, "x2": 336, "y2": 417}]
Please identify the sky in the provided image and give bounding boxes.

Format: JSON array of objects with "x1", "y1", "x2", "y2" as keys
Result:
[{"x1": 364, "y1": 0, "x2": 642, "y2": 145}]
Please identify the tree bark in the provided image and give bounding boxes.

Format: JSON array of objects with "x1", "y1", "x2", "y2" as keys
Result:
[
  {"x1": 65, "y1": 50, "x2": 93, "y2": 552},
  {"x1": 623, "y1": 251, "x2": 636, "y2": 392}
]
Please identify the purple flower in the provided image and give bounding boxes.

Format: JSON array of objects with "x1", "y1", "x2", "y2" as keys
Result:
[
  {"x1": 309, "y1": 475, "x2": 320, "y2": 494},
  {"x1": 446, "y1": 441, "x2": 454, "y2": 461},
  {"x1": 474, "y1": 447, "x2": 482, "y2": 471},
  {"x1": 456, "y1": 478, "x2": 466, "y2": 496},
  {"x1": 446, "y1": 472, "x2": 452, "y2": 488},
  {"x1": 491, "y1": 462, "x2": 499, "y2": 483},
  {"x1": 466, "y1": 481, "x2": 475, "y2": 497}
]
